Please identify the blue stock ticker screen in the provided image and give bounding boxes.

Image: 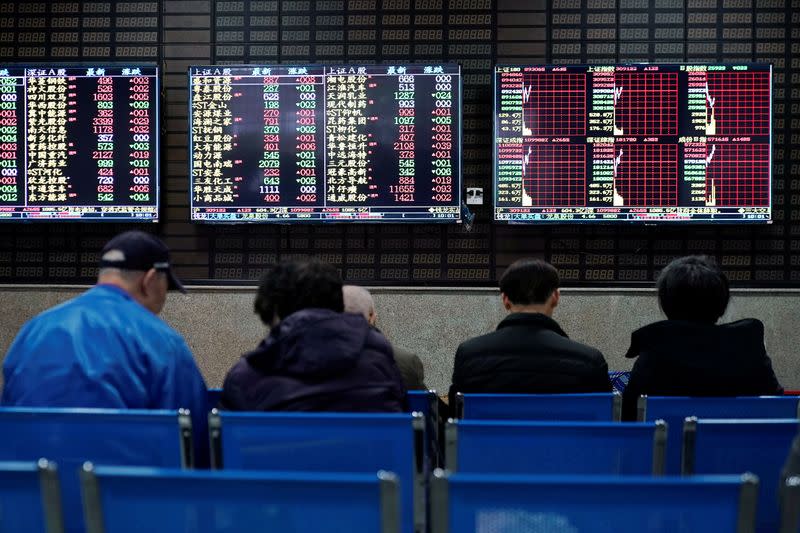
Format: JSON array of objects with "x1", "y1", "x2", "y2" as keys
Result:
[
  {"x1": 494, "y1": 64, "x2": 772, "y2": 223},
  {"x1": 0, "y1": 65, "x2": 159, "y2": 221},
  {"x1": 189, "y1": 64, "x2": 462, "y2": 222}
]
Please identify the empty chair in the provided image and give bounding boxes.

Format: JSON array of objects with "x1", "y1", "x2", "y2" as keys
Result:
[
  {"x1": 206, "y1": 388, "x2": 222, "y2": 410},
  {"x1": 0, "y1": 408, "x2": 191, "y2": 533},
  {"x1": 782, "y1": 477, "x2": 800, "y2": 533},
  {"x1": 639, "y1": 396, "x2": 799, "y2": 474},
  {"x1": 408, "y1": 390, "x2": 441, "y2": 468},
  {"x1": 455, "y1": 392, "x2": 621, "y2": 421},
  {"x1": 80, "y1": 464, "x2": 399, "y2": 533},
  {"x1": 431, "y1": 470, "x2": 758, "y2": 533},
  {"x1": 683, "y1": 418, "x2": 799, "y2": 533},
  {"x1": 210, "y1": 410, "x2": 423, "y2": 533},
  {"x1": 446, "y1": 420, "x2": 666, "y2": 475},
  {"x1": 0, "y1": 460, "x2": 63, "y2": 533}
]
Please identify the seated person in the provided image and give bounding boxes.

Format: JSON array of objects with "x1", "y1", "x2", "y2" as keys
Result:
[
  {"x1": 2, "y1": 231, "x2": 209, "y2": 466},
  {"x1": 449, "y1": 258, "x2": 612, "y2": 406},
  {"x1": 343, "y1": 284, "x2": 427, "y2": 390},
  {"x1": 622, "y1": 255, "x2": 783, "y2": 420},
  {"x1": 221, "y1": 259, "x2": 407, "y2": 412}
]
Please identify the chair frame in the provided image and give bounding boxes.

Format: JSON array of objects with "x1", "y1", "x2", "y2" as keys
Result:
[
  {"x1": 37, "y1": 459, "x2": 65, "y2": 533},
  {"x1": 637, "y1": 395, "x2": 800, "y2": 423},
  {"x1": 429, "y1": 469, "x2": 759, "y2": 533},
  {"x1": 208, "y1": 410, "x2": 425, "y2": 533},
  {"x1": 444, "y1": 419, "x2": 667, "y2": 475},
  {"x1": 80, "y1": 464, "x2": 401, "y2": 533},
  {"x1": 780, "y1": 476, "x2": 800, "y2": 533},
  {"x1": 681, "y1": 417, "x2": 799, "y2": 475},
  {"x1": 0, "y1": 407, "x2": 193, "y2": 469},
  {"x1": 455, "y1": 392, "x2": 622, "y2": 421}
]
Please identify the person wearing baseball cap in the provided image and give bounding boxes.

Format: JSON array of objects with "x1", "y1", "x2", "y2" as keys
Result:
[{"x1": 2, "y1": 230, "x2": 210, "y2": 467}]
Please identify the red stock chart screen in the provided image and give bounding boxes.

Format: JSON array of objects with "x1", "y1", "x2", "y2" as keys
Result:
[{"x1": 494, "y1": 64, "x2": 772, "y2": 223}]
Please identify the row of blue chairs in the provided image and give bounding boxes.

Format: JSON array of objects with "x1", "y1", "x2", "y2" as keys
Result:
[
  {"x1": 8, "y1": 459, "x2": 795, "y2": 533},
  {"x1": 1, "y1": 404, "x2": 798, "y2": 532},
  {"x1": 2, "y1": 394, "x2": 798, "y2": 533}
]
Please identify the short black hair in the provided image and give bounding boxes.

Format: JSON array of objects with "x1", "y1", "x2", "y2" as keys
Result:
[
  {"x1": 254, "y1": 259, "x2": 344, "y2": 324},
  {"x1": 499, "y1": 258, "x2": 560, "y2": 305},
  {"x1": 657, "y1": 255, "x2": 729, "y2": 324}
]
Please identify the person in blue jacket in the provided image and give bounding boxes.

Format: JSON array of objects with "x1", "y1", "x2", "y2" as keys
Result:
[{"x1": 1, "y1": 230, "x2": 210, "y2": 467}]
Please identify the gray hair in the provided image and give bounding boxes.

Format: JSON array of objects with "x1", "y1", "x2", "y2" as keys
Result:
[
  {"x1": 97, "y1": 267, "x2": 146, "y2": 284},
  {"x1": 342, "y1": 285, "x2": 375, "y2": 320}
]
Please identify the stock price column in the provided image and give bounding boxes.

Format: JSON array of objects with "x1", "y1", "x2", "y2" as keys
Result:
[
  {"x1": 23, "y1": 66, "x2": 159, "y2": 219},
  {"x1": 0, "y1": 69, "x2": 25, "y2": 212},
  {"x1": 323, "y1": 65, "x2": 461, "y2": 220},
  {"x1": 190, "y1": 66, "x2": 326, "y2": 221}
]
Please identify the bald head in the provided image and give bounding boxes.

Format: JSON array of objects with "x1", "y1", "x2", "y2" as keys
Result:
[{"x1": 343, "y1": 285, "x2": 376, "y2": 325}]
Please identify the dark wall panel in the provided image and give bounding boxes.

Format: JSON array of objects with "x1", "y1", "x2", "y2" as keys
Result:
[{"x1": 0, "y1": 0, "x2": 795, "y2": 285}]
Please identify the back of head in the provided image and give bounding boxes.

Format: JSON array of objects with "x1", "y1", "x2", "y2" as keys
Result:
[
  {"x1": 657, "y1": 255, "x2": 729, "y2": 324},
  {"x1": 254, "y1": 259, "x2": 344, "y2": 324},
  {"x1": 499, "y1": 258, "x2": 560, "y2": 305},
  {"x1": 342, "y1": 285, "x2": 375, "y2": 322}
]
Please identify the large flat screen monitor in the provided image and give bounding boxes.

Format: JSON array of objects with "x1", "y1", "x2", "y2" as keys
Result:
[
  {"x1": 189, "y1": 64, "x2": 461, "y2": 222},
  {"x1": 0, "y1": 65, "x2": 159, "y2": 221},
  {"x1": 494, "y1": 63, "x2": 772, "y2": 223}
]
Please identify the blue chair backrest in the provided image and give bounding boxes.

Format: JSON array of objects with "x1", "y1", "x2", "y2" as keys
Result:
[
  {"x1": 81, "y1": 465, "x2": 400, "y2": 533},
  {"x1": 456, "y1": 392, "x2": 621, "y2": 421},
  {"x1": 447, "y1": 420, "x2": 666, "y2": 475},
  {"x1": 639, "y1": 396, "x2": 799, "y2": 474},
  {"x1": 206, "y1": 388, "x2": 222, "y2": 410},
  {"x1": 782, "y1": 477, "x2": 800, "y2": 533},
  {"x1": 0, "y1": 460, "x2": 63, "y2": 533},
  {"x1": 683, "y1": 418, "x2": 799, "y2": 533},
  {"x1": 210, "y1": 411, "x2": 423, "y2": 533},
  {"x1": 0, "y1": 408, "x2": 190, "y2": 533},
  {"x1": 408, "y1": 390, "x2": 440, "y2": 468},
  {"x1": 431, "y1": 471, "x2": 758, "y2": 533}
]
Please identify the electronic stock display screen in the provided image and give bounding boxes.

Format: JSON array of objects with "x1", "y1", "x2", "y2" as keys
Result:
[
  {"x1": 0, "y1": 65, "x2": 159, "y2": 221},
  {"x1": 494, "y1": 64, "x2": 772, "y2": 223},
  {"x1": 189, "y1": 64, "x2": 461, "y2": 222}
]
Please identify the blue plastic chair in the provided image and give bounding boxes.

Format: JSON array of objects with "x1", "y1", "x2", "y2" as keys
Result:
[
  {"x1": 456, "y1": 392, "x2": 621, "y2": 421},
  {"x1": 446, "y1": 420, "x2": 666, "y2": 475},
  {"x1": 81, "y1": 465, "x2": 400, "y2": 533},
  {"x1": 206, "y1": 388, "x2": 222, "y2": 410},
  {"x1": 782, "y1": 477, "x2": 800, "y2": 533},
  {"x1": 0, "y1": 408, "x2": 191, "y2": 533},
  {"x1": 638, "y1": 396, "x2": 799, "y2": 474},
  {"x1": 408, "y1": 390, "x2": 440, "y2": 467},
  {"x1": 210, "y1": 410, "x2": 423, "y2": 533},
  {"x1": 431, "y1": 470, "x2": 758, "y2": 533},
  {"x1": 0, "y1": 460, "x2": 63, "y2": 533},
  {"x1": 682, "y1": 418, "x2": 799, "y2": 533}
]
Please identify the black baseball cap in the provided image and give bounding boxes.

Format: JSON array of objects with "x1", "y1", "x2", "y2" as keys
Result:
[{"x1": 99, "y1": 231, "x2": 186, "y2": 293}]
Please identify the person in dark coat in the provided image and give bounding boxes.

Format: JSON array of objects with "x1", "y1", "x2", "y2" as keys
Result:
[
  {"x1": 449, "y1": 258, "x2": 612, "y2": 406},
  {"x1": 221, "y1": 260, "x2": 407, "y2": 412},
  {"x1": 621, "y1": 255, "x2": 783, "y2": 420}
]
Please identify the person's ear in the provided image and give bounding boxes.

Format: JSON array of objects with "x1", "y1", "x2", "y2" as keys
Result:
[
  {"x1": 141, "y1": 268, "x2": 160, "y2": 297},
  {"x1": 368, "y1": 309, "x2": 377, "y2": 326},
  {"x1": 501, "y1": 292, "x2": 512, "y2": 310},
  {"x1": 550, "y1": 288, "x2": 560, "y2": 309}
]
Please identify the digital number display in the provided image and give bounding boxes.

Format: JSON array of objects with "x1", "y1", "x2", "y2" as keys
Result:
[
  {"x1": 189, "y1": 64, "x2": 462, "y2": 222},
  {"x1": 0, "y1": 65, "x2": 159, "y2": 221}
]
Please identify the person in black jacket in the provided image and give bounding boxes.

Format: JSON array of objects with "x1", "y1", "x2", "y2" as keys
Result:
[
  {"x1": 221, "y1": 260, "x2": 407, "y2": 412},
  {"x1": 621, "y1": 255, "x2": 783, "y2": 420},
  {"x1": 449, "y1": 258, "x2": 612, "y2": 406}
]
